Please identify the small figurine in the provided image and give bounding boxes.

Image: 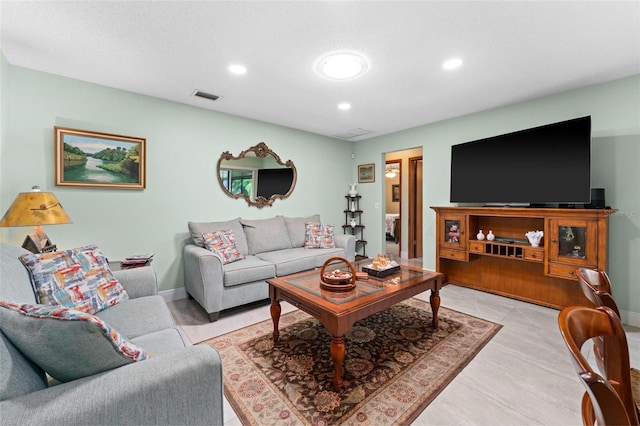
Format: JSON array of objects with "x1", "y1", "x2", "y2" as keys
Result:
[{"x1": 448, "y1": 224, "x2": 460, "y2": 243}]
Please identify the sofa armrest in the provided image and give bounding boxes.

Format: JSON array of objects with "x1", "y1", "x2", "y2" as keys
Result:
[
  {"x1": 0, "y1": 346, "x2": 223, "y2": 425},
  {"x1": 334, "y1": 234, "x2": 356, "y2": 262},
  {"x1": 183, "y1": 244, "x2": 224, "y2": 315},
  {"x1": 112, "y1": 266, "x2": 158, "y2": 299}
]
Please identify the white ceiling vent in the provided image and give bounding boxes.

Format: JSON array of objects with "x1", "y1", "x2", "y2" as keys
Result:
[
  {"x1": 332, "y1": 128, "x2": 374, "y2": 140},
  {"x1": 192, "y1": 90, "x2": 220, "y2": 102}
]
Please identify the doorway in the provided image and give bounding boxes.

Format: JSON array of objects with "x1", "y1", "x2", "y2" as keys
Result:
[
  {"x1": 408, "y1": 156, "x2": 423, "y2": 259},
  {"x1": 384, "y1": 160, "x2": 401, "y2": 258},
  {"x1": 384, "y1": 148, "x2": 422, "y2": 260}
]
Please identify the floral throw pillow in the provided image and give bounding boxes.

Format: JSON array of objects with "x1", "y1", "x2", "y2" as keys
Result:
[
  {"x1": 203, "y1": 230, "x2": 245, "y2": 264},
  {"x1": 19, "y1": 244, "x2": 128, "y2": 315},
  {"x1": 304, "y1": 222, "x2": 336, "y2": 249},
  {"x1": 0, "y1": 301, "x2": 150, "y2": 383}
]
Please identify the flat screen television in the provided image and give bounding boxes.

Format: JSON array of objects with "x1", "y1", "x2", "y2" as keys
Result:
[{"x1": 449, "y1": 116, "x2": 591, "y2": 205}]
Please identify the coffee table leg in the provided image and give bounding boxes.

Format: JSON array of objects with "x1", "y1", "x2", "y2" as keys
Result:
[
  {"x1": 271, "y1": 299, "x2": 281, "y2": 343},
  {"x1": 430, "y1": 288, "x2": 440, "y2": 328},
  {"x1": 330, "y1": 336, "x2": 345, "y2": 391}
]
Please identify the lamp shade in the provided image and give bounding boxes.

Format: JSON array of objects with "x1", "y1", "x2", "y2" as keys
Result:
[{"x1": 0, "y1": 187, "x2": 72, "y2": 227}]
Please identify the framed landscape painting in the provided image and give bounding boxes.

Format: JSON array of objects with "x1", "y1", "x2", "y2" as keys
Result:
[
  {"x1": 54, "y1": 127, "x2": 146, "y2": 189},
  {"x1": 358, "y1": 163, "x2": 375, "y2": 183}
]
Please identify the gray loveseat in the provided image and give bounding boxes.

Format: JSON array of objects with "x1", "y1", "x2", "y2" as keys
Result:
[
  {"x1": 0, "y1": 242, "x2": 224, "y2": 425},
  {"x1": 183, "y1": 215, "x2": 356, "y2": 321}
]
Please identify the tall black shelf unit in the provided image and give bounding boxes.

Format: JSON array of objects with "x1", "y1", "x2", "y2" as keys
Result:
[{"x1": 343, "y1": 195, "x2": 366, "y2": 259}]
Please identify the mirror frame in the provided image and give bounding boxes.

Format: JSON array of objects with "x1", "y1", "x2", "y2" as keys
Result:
[{"x1": 216, "y1": 142, "x2": 297, "y2": 208}]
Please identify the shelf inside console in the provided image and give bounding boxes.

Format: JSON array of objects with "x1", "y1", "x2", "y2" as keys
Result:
[{"x1": 469, "y1": 240, "x2": 543, "y2": 263}]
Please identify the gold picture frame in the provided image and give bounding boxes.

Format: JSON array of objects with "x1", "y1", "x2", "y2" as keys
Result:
[
  {"x1": 55, "y1": 126, "x2": 146, "y2": 189},
  {"x1": 358, "y1": 163, "x2": 375, "y2": 183}
]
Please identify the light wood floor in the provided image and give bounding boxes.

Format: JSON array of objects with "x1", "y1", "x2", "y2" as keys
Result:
[{"x1": 167, "y1": 259, "x2": 640, "y2": 425}]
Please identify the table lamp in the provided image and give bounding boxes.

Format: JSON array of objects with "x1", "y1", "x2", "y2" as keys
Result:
[{"x1": 0, "y1": 185, "x2": 72, "y2": 253}]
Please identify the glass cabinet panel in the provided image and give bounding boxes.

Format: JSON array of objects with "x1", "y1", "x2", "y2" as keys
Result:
[
  {"x1": 557, "y1": 225, "x2": 586, "y2": 259},
  {"x1": 445, "y1": 219, "x2": 461, "y2": 244},
  {"x1": 549, "y1": 218, "x2": 597, "y2": 267},
  {"x1": 440, "y1": 215, "x2": 466, "y2": 249}
]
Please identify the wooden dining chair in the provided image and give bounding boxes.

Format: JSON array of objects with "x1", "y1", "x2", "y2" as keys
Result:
[
  {"x1": 558, "y1": 305, "x2": 640, "y2": 425},
  {"x1": 576, "y1": 267, "x2": 620, "y2": 317},
  {"x1": 576, "y1": 267, "x2": 621, "y2": 375}
]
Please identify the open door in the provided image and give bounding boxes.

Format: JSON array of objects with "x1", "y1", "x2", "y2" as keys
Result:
[{"x1": 408, "y1": 156, "x2": 423, "y2": 259}]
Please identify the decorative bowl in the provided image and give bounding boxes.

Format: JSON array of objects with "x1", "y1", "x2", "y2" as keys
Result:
[
  {"x1": 322, "y1": 269, "x2": 353, "y2": 285},
  {"x1": 320, "y1": 257, "x2": 357, "y2": 291}
]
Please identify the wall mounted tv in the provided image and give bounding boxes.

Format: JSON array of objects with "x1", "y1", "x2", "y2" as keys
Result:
[{"x1": 449, "y1": 116, "x2": 591, "y2": 205}]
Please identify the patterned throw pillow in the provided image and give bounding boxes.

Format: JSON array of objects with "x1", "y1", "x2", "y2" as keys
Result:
[
  {"x1": 19, "y1": 244, "x2": 128, "y2": 315},
  {"x1": 203, "y1": 230, "x2": 245, "y2": 264},
  {"x1": 0, "y1": 301, "x2": 150, "y2": 383},
  {"x1": 304, "y1": 222, "x2": 336, "y2": 249}
]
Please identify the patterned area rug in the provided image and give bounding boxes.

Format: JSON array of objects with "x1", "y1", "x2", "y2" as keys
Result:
[{"x1": 199, "y1": 298, "x2": 501, "y2": 425}]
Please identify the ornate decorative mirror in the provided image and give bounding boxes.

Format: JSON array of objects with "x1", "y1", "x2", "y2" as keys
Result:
[{"x1": 217, "y1": 142, "x2": 297, "y2": 208}]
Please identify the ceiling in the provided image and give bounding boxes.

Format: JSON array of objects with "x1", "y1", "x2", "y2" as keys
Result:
[{"x1": 1, "y1": 1, "x2": 639, "y2": 141}]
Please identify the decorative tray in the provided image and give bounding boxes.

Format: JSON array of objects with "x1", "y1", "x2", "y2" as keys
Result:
[
  {"x1": 362, "y1": 264, "x2": 401, "y2": 278},
  {"x1": 320, "y1": 257, "x2": 357, "y2": 291}
]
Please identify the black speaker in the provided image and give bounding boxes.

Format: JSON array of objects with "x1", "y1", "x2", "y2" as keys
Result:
[{"x1": 586, "y1": 188, "x2": 606, "y2": 209}]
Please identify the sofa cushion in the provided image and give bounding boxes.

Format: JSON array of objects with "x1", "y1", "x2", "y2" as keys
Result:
[
  {"x1": 0, "y1": 331, "x2": 48, "y2": 401},
  {"x1": 0, "y1": 301, "x2": 150, "y2": 383},
  {"x1": 304, "y1": 222, "x2": 336, "y2": 249},
  {"x1": 241, "y1": 216, "x2": 292, "y2": 255},
  {"x1": 203, "y1": 230, "x2": 245, "y2": 264},
  {"x1": 285, "y1": 214, "x2": 321, "y2": 248},
  {"x1": 310, "y1": 247, "x2": 349, "y2": 268},
  {"x1": 256, "y1": 248, "x2": 317, "y2": 276},
  {"x1": 129, "y1": 328, "x2": 186, "y2": 355},
  {"x1": 188, "y1": 218, "x2": 249, "y2": 255},
  {"x1": 19, "y1": 244, "x2": 128, "y2": 315},
  {"x1": 222, "y1": 256, "x2": 276, "y2": 287},
  {"x1": 95, "y1": 295, "x2": 176, "y2": 340}
]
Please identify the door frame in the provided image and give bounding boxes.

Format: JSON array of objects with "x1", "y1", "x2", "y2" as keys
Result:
[{"x1": 408, "y1": 156, "x2": 423, "y2": 259}]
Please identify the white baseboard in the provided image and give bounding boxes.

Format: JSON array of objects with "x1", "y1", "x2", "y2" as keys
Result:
[
  {"x1": 159, "y1": 288, "x2": 188, "y2": 303},
  {"x1": 620, "y1": 309, "x2": 640, "y2": 328}
]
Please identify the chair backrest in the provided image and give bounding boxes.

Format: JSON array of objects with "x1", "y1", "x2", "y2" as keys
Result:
[
  {"x1": 576, "y1": 267, "x2": 620, "y2": 317},
  {"x1": 576, "y1": 267, "x2": 613, "y2": 294},
  {"x1": 558, "y1": 306, "x2": 639, "y2": 425}
]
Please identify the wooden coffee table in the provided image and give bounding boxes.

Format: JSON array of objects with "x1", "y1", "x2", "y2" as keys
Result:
[{"x1": 268, "y1": 261, "x2": 444, "y2": 390}]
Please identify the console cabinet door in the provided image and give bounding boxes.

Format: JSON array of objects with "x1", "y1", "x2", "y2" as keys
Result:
[
  {"x1": 439, "y1": 214, "x2": 466, "y2": 250},
  {"x1": 548, "y1": 218, "x2": 598, "y2": 279}
]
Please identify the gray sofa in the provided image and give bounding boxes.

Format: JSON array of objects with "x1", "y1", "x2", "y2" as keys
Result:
[
  {"x1": 184, "y1": 215, "x2": 356, "y2": 321},
  {"x1": 0, "y1": 242, "x2": 224, "y2": 425}
]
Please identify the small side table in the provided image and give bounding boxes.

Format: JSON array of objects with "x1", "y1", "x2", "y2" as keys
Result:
[{"x1": 109, "y1": 259, "x2": 153, "y2": 271}]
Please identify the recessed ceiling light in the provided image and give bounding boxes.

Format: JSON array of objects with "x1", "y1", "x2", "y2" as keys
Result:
[
  {"x1": 338, "y1": 102, "x2": 351, "y2": 111},
  {"x1": 229, "y1": 64, "x2": 247, "y2": 75},
  {"x1": 442, "y1": 58, "x2": 463, "y2": 70},
  {"x1": 316, "y1": 52, "x2": 369, "y2": 81}
]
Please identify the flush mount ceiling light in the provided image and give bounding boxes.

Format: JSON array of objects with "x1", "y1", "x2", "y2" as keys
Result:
[
  {"x1": 442, "y1": 58, "x2": 463, "y2": 70},
  {"x1": 316, "y1": 52, "x2": 369, "y2": 81},
  {"x1": 338, "y1": 102, "x2": 351, "y2": 111},
  {"x1": 229, "y1": 64, "x2": 247, "y2": 75}
]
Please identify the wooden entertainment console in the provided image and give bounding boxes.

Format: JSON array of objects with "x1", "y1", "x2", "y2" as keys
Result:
[{"x1": 431, "y1": 206, "x2": 615, "y2": 309}]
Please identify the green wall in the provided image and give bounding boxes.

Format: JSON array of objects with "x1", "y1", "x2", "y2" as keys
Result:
[
  {"x1": 2, "y1": 52, "x2": 638, "y2": 323},
  {"x1": 1, "y1": 54, "x2": 9, "y2": 198},
  {"x1": 353, "y1": 74, "x2": 640, "y2": 323},
  {"x1": 0, "y1": 56, "x2": 353, "y2": 293}
]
